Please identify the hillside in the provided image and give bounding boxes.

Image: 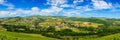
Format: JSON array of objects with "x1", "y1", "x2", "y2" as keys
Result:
[{"x1": 0, "y1": 16, "x2": 120, "y2": 40}]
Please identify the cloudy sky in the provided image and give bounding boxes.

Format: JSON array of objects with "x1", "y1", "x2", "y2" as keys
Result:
[{"x1": 0, "y1": 0, "x2": 120, "y2": 18}]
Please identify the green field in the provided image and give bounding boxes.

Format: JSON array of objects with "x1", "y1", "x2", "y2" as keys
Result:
[
  {"x1": 1, "y1": 30, "x2": 120, "y2": 40},
  {"x1": 0, "y1": 31, "x2": 57, "y2": 40}
]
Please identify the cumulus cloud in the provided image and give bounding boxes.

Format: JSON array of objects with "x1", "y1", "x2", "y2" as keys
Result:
[
  {"x1": 92, "y1": 0, "x2": 112, "y2": 9},
  {"x1": 31, "y1": 7, "x2": 40, "y2": 11}
]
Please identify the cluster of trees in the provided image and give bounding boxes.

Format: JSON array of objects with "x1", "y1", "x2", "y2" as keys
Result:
[{"x1": 0, "y1": 16, "x2": 120, "y2": 39}]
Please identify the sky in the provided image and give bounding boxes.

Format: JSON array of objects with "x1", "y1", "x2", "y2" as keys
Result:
[{"x1": 0, "y1": 0, "x2": 120, "y2": 18}]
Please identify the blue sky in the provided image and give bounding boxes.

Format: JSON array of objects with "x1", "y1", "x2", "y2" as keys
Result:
[{"x1": 0, "y1": 0, "x2": 120, "y2": 18}]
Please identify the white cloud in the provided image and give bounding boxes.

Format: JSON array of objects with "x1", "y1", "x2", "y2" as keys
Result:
[
  {"x1": 46, "y1": 0, "x2": 85, "y2": 8},
  {"x1": 60, "y1": 4, "x2": 71, "y2": 7},
  {"x1": 40, "y1": 6, "x2": 63, "y2": 15},
  {"x1": 0, "y1": 6, "x2": 64, "y2": 17},
  {"x1": 0, "y1": 6, "x2": 82, "y2": 17},
  {"x1": 92, "y1": 0, "x2": 112, "y2": 9},
  {"x1": 47, "y1": 0, "x2": 67, "y2": 6},
  {"x1": 31, "y1": 7, "x2": 40, "y2": 11},
  {"x1": 0, "y1": 0, "x2": 14, "y2": 9},
  {"x1": 61, "y1": 9, "x2": 81, "y2": 17},
  {"x1": 60, "y1": 4, "x2": 75, "y2": 8},
  {"x1": 0, "y1": 11, "x2": 10, "y2": 17},
  {"x1": 76, "y1": 5, "x2": 92, "y2": 11},
  {"x1": 12, "y1": 7, "x2": 41, "y2": 16},
  {"x1": 0, "y1": 0, "x2": 4, "y2": 3},
  {"x1": 73, "y1": 0, "x2": 84, "y2": 4},
  {"x1": 0, "y1": 8, "x2": 34, "y2": 17}
]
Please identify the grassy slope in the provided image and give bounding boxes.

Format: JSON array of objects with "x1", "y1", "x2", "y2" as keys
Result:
[
  {"x1": 79, "y1": 33, "x2": 120, "y2": 40},
  {"x1": 0, "y1": 31, "x2": 57, "y2": 40}
]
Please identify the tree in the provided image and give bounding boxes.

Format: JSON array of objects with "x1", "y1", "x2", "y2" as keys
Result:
[{"x1": 46, "y1": 26, "x2": 55, "y2": 32}]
